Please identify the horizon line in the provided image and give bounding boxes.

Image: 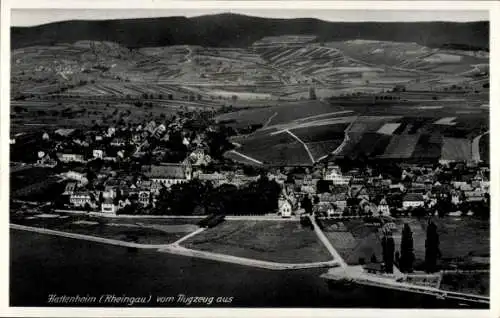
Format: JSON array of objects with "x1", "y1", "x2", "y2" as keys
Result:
[{"x1": 11, "y1": 10, "x2": 490, "y2": 27}]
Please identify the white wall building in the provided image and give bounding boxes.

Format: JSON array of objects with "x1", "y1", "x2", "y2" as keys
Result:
[
  {"x1": 402, "y1": 193, "x2": 425, "y2": 209},
  {"x1": 278, "y1": 197, "x2": 293, "y2": 218},
  {"x1": 70, "y1": 193, "x2": 92, "y2": 207},
  {"x1": 101, "y1": 199, "x2": 117, "y2": 214},
  {"x1": 93, "y1": 149, "x2": 104, "y2": 159},
  {"x1": 324, "y1": 166, "x2": 351, "y2": 185}
]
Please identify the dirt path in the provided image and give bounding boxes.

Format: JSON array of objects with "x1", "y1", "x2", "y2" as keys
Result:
[
  {"x1": 263, "y1": 112, "x2": 278, "y2": 128},
  {"x1": 285, "y1": 129, "x2": 315, "y2": 164},
  {"x1": 227, "y1": 150, "x2": 263, "y2": 165},
  {"x1": 308, "y1": 215, "x2": 348, "y2": 268},
  {"x1": 472, "y1": 131, "x2": 488, "y2": 162}
]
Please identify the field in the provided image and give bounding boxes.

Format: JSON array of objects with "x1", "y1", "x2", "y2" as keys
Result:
[
  {"x1": 322, "y1": 219, "x2": 383, "y2": 265},
  {"x1": 181, "y1": 220, "x2": 332, "y2": 263},
  {"x1": 440, "y1": 138, "x2": 472, "y2": 161},
  {"x1": 11, "y1": 214, "x2": 201, "y2": 245},
  {"x1": 224, "y1": 105, "x2": 488, "y2": 166},
  {"x1": 11, "y1": 37, "x2": 489, "y2": 162},
  {"x1": 393, "y1": 217, "x2": 490, "y2": 262},
  {"x1": 322, "y1": 217, "x2": 489, "y2": 268}
]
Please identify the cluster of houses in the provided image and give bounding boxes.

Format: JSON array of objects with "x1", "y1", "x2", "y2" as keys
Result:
[
  {"x1": 274, "y1": 161, "x2": 490, "y2": 219},
  {"x1": 17, "y1": 114, "x2": 490, "y2": 219},
  {"x1": 33, "y1": 115, "x2": 213, "y2": 169}
]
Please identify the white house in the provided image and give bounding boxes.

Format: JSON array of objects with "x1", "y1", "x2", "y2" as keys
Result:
[
  {"x1": 323, "y1": 166, "x2": 351, "y2": 185},
  {"x1": 103, "y1": 186, "x2": 116, "y2": 199},
  {"x1": 101, "y1": 198, "x2": 117, "y2": 214},
  {"x1": 70, "y1": 193, "x2": 92, "y2": 207},
  {"x1": 107, "y1": 127, "x2": 116, "y2": 137},
  {"x1": 63, "y1": 170, "x2": 88, "y2": 185},
  {"x1": 57, "y1": 153, "x2": 85, "y2": 163},
  {"x1": 377, "y1": 198, "x2": 391, "y2": 216},
  {"x1": 93, "y1": 149, "x2": 104, "y2": 159},
  {"x1": 278, "y1": 197, "x2": 293, "y2": 218},
  {"x1": 138, "y1": 191, "x2": 151, "y2": 207},
  {"x1": 451, "y1": 192, "x2": 462, "y2": 205},
  {"x1": 402, "y1": 193, "x2": 425, "y2": 209}
]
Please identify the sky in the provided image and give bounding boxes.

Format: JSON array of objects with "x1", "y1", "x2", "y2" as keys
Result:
[{"x1": 11, "y1": 9, "x2": 489, "y2": 27}]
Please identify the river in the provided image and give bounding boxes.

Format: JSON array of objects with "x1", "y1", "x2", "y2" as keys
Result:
[{"x1": 9, "y1": 229, "x2": 483, "y2": 308}]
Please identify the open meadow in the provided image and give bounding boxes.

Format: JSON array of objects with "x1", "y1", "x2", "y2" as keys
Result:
[{"x1": 181, "y1": 220, "x2": 332, "y2": 263}]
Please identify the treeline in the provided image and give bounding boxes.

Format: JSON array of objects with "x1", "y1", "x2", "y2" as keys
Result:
[{"x1": 153, "y1": 177, "x2": 281, "y2": 216}]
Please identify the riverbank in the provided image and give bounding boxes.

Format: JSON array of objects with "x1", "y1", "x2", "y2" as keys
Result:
[
  {"x1": 10, "y1": 224, "x2": 338, "y2": 271},
  {"x1": 9, "y1": 229, "x2": 475, "y2": 308}
]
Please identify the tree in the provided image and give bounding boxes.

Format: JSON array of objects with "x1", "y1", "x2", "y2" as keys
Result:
[
  {"x1": 399, "y1": 223, "x2": 415, "y2": 273},
  {"x1": 309, "y1": 86, "x2": 317, "y2": 100},
  {"x1": 425, "y1": 220, "x2": 440, "y2": 273},
  {"x1": 301, "y1": 196, "x2": 313, "y2": 214},
  {"x1": 381, "y1": 231, "x2": 395, "y2": 273}
]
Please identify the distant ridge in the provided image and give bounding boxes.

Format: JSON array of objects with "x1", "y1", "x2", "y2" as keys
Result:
[{"x1": 11, "y1": 13, "x2": 489, "y2": 50}]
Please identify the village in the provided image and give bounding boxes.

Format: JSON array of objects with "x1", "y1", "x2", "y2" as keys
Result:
[{"x1": 10, "y1": 108, "x2": 490, "y2": 221}]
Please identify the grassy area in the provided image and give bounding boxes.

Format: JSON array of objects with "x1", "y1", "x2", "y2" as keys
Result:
[
  {"x1": 181, "y1": 220, "x2": 332, "y2": 263},
  {"x1": 12, "y1": 214, "x2": 200, "y2": 244},
  {"x1": 322, "y1": 220, "x2": 383, "y2": 265},
  {"x1": 394, "y1": 217, "x2": 490, "y2": 262}
]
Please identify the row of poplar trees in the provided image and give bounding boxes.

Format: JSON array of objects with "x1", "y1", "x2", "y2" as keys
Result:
[{"x1": 381, "y1": 220, "x2": 440, "y2": 273}]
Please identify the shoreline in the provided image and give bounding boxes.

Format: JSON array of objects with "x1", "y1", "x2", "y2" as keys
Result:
[{"x1": 10, "y1": 223, "x2": 338, "y2": 271}]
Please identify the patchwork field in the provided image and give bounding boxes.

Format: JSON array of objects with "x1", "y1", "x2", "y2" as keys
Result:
[
  {"x1": 181, "y1": 220, "x2": 332, "y2": 263},
  {"x1": 223, "y1": 101, "x2": 488, "y2": 165}
]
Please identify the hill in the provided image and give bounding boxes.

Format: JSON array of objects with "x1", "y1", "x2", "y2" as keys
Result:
[{"x1": 11, "y1": 13, "x2": 489, "y2": 50}]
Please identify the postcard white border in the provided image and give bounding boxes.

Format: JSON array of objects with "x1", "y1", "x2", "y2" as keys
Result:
[{"x1": 1, "y1": 1, "x2": 499, "y2": 318}]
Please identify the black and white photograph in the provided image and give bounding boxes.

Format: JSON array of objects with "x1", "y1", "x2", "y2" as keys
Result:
[{"x1": 2, "y1": 1, "x2": 496, "y2": 314}]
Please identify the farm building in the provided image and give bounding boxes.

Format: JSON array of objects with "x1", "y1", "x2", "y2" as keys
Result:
[{"x1": 402, "y1": 193, "x2": 425, "y2": 209}]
